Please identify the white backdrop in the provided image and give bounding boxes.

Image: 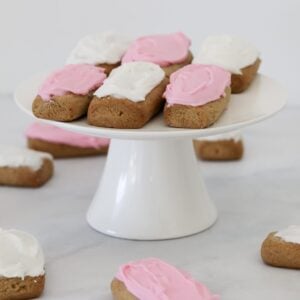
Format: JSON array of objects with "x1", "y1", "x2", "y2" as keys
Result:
[{"x1": 0, "y1": 0, "x2": 298, "y2": 104}]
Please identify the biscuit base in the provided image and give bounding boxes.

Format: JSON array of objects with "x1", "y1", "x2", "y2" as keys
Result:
[
  {"x1": 111, "y1": 278, "x2": 137, "y2": 300},
  {"x1": 193, "y1": 139, "x2": 243, "y2": 161},
  {"x1": 164, "y1": 87, "x2": 231, "y2": 129},
  {"x1": 163, "y1": 51, "x2": 193, "y2": 77},
  {"x1": 0, "y1": 275, "x2": 45, "y2": 300},
  {"x1": 231, "y1": 58, "x2": 261, "y2": 93},
  {"x1": 27, "y1": 138, "x2": 108, "y2": 158},
  {"x1": 261, "y1": 232, "x2": 300, "y2": 269},
  {"x1": 88, "y1": 78, "x2": 168, "y2": 129},
  {"x1": 32, "y1": 93, "x2": 92, "y2": 122},
  {"x1": 97, "y1": 62, "x2": 120, "y2": 75},
  {"x1": 0, "y1": 158, "x2": 53, "y2": 187}
]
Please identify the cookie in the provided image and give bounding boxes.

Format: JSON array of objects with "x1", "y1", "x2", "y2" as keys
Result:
[
  {"x1": 88, "y1": 62, "x2": 167, "y2": 129},
  {"x1": 261, "y1": 226, "x2": 300, "y2": 269},
  {"x1": 193, "y1": 35, "x2": 260, "y2": 93},
  {"x1": 164, "y1": 64, "x2": 231, "y2": 129},
  {"x1": 122, "y1": 32, "x2": 192, "y2": 76},
  {"x1": 66, "y1": 31, "x2": 132, "y2": 75},
  {"x1": 26, "y1": 123, "x2": 109, "y2": 158},
  {"x1": 194, "y1": 131, "x2": 243, "y2": 161},
  {"x1": 0, "y1": 146, "x2": 53, "y2": 187},
  {"x1": 0, "y1": 229, "x2": 45, "y2": 299},
  {"x1": 111, "y1": 258, "x2": 219, "y2": 300},
  {"x1": 32, "y1": 64, "x2": 106, "y2": 121}
]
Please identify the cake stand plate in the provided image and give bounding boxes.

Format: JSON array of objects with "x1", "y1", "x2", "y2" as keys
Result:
[{"x1": 15, "y1": 74, "x2": 286, "y2": 240}]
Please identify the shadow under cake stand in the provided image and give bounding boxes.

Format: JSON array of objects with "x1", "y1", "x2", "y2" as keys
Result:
[{"x1": 15, "y1": 74, "x2": 286, "y2": 240}]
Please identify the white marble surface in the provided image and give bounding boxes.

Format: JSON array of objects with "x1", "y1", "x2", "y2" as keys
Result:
[{"x1": 0, "y1": 94, "x2": 299, "y2": 299}]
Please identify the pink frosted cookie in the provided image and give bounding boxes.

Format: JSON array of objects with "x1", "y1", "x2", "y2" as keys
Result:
[
  {"x1": 111, "y1": 258, "x2": 219, "y2": 300},
  {"x1": 164, "y1": 64, "x2": 231, "y2": 128},
  {"x1": 32, "y1": 64, "x2": 106, "y2": 121},
  {"x1": 26, "y1": 122, "x2": 109, "y2": 158},
  {"x1": 122, "y1": 32, "x2": 192, "y2": 76}
]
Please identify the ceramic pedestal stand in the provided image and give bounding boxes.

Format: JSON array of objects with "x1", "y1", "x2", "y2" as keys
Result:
[{"x1": 15, "y1": 74, "x2": 286, "y2": 240}]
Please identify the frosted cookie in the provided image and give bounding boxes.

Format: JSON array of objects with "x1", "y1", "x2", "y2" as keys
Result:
[
  {"x1": 26, "y1": 123, "x2": 109, "y2": 158},
  {"x1": 122, "y1": 32, "x2": 192, "y2": 77},
  {"x1": 0, "y1": 145, "x2": 53, "y2": 187},
  {"x1": 88, "y1": 62, "x2": 167, "y2": 129},
  {"x1": 32, "y1": 64, "x2": 106, "y2": 121},
  {"x1": 193, "y1": 35, "x2": 260, "y2": 93},
  {"x1": 261, "y1": 225, "x2": 300, "y2": 269},
  {"x1": 66, "y1": 31, "x2": 132, "y2": 74},
  {"x1": 194, "y1": 131, "x2": 243, "y2": 161},
  {"x1": 111, "y1": 258, "x2": 219, "y2": 300},
  {"x1": 164, "y1": 64, "x2": 231, "y2": 129},
  {"x1": 0, "y1": 228, "x2": 45, "y2": 299}
]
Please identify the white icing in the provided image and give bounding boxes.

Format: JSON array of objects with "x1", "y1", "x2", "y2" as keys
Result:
[
  {"x1": 66, "y1": 31, "x2": 132, "y2": 65},
  {"x1": 94, "y1": 62, "x2": 165, "y2": 102},
  {"x1": 0, "y1": 146, "x2": 53, "y2": 171},
  {"x1": 193, "y1": 35, "x2": 259, "y2": 74},
  {"x1": 0, "y1": 228, "x2": 45, "y2": 278},
  {"x1": 196, "y1": 130, "x2": 242, "y2": 142},
  {"x1": 275, "y1": 225, "x2": 300, "y2": 244}
]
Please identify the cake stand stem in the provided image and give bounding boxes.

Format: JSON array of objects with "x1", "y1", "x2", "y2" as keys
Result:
[{"x1": 87, "y1": 138, "x2": 217, "y2": 240}]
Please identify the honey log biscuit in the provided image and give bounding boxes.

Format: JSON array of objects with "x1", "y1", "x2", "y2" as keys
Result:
[
  {"x1": 66, "y1": 31, "x2": 132, "y2": 75},
  {"x1": 0, "y1": 146, "x2": 53, "y2": 187},
  {"x1": 193, "y1": 131, "x2": 244, "y2": 161},
  {"x1": 122, "y1": 32, "x2": 192, "y2": 77},
  {"x1": 164, "y1": 64, "x2": 231, "y2": 129},
  {"x1": 26, "y1": 123, "x2": 109, "y2": 158},
  {"x1": 111, "y1": 258, "x2": 219, "y2": 300},
  {"x1": 231, "y1": 58, "x2": 261, "y2": 93},
  {"x1": 261, "y1": 226, "x2": 300, "y2": 269},
  {"x1": 88, "y1": 62, "x2": 167, "y2": 129},
  {"x1": 0, "y1": 229, "x2": 45, "y2": 299},
  {"x1": 193, "y1": 35, "x2": 260, "y2": 93},
  {"x1": 32, "y1": 64, "x2": 106, "y2": 122}
]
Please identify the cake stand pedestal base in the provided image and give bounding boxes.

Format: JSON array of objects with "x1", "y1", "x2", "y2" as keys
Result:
[{"x1": 87, "y1": 138, "x2": 217, "y2": 240}]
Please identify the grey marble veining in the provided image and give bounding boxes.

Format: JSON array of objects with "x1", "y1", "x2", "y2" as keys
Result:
[{"x1": 0, "y1": 95, "x2": 299, "y2": 300}]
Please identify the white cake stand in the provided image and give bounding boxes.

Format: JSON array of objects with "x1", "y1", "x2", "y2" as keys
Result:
[{"x1": 15, "y1": 73, "x2": 286, "y2": 240}]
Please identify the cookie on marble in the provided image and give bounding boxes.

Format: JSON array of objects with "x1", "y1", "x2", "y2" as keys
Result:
[
  {"x1": 193, "y1": 35, "x2": 260, "y2": 93},
  {"x1": 164, "y1": 64, "x2": 231, "y2": 129},
  {"x1": 32, "y1": 64, "x2": 106, "y2": 122},
  {"x1": 0, "y1": 228, "x2": 45, "y2": 300},
  {"x1": 193, "y1": 131, "x2": 244, "y2": 161},
  {"x1": 88, "y1": 62, "x2": 168, "y2": 129},
  {"x1": 261, "y1": 225, "x2": 300, "y2": 269},
  {"x1": 26, "y1": 122, "x2": 109, "y2": 158},
  {"x1": 111, "y1": 258, "x2": 219, "y2": 300},
  {"x1": 122, "y1": 32, "x2": 192, "y2": 77},
  {"x1": 66, "y1": 31, "x2": 132, "y2": 75},
  {"x1": 0, "y1": 145, "x2": 53, "y2": 187}
]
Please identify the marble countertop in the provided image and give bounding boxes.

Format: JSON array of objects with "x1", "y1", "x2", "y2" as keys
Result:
[{"x1": 0, "y1": 94, "x2": 299, "y2": 300}]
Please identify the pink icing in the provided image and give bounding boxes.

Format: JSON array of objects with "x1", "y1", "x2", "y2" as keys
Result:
[
  {"x1": 26, "y1": 123, "x2": 110, "y2": 149},
  {"x1": 116, "y1": 258, "x2": 219, "y2": 300},
  {"x1": 164, "y1": 64, "x2": 231, "y2": 107},
  {"x1": 122, "y1": 32, "x2": 191, "y2": 67},
  {"x1": 38, "y1": 64, "x2": 106, "y2": 101}
]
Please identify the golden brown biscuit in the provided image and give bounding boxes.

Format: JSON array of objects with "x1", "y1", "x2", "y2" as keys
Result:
[
  {"x1": 193, "y1": 139, "x2": 243, "y2": 161},
  {"x1": 163, "y1": 51, "x2": 193, "y2": 77},
  {"x1": 164, "y1": 87, "x2": 230, "y2": 129},
  {"x1": 231, "y1": 58, "x2": 261, "y2": 93},
  {"x1": 0, "y1": 158, "x2": 53, "y2": 188},
  {"x1": 27, "y1": 138, "x2": 108, "y2": 158},
  {"x1": 0, "y1": 275, "x2": 45, "y2": 300},
  {"x1": 261, "y1": 232, "x2": 300, "y2": 269},
  {"x1": 98, "y1": 62, "x2": 121, "y2": 75},
  {"x1": 111, "y1": 278, "x2": 137, "y2": 300},
  {"x1": 88, "y1": 78, "x2": 168, "y2": 129},
  {"x1": 32, "y1": 93, "x2": 92, "y2": 122}
]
